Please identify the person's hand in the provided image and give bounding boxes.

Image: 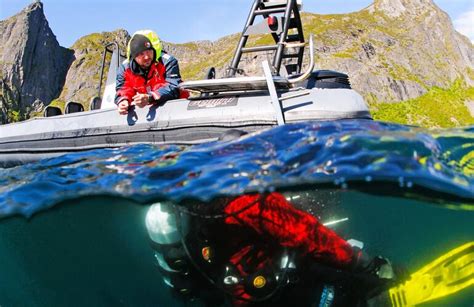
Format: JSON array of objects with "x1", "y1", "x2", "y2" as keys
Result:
[
  {"x1": 133, "y1": 93, "x2": 150, "y2": 108},
  {"x1": 117, "y1": 100, "x2": 130, "y2": 115}
]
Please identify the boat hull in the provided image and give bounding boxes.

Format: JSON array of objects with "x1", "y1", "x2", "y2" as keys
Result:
[{"x1": 0, "y1": 88, "x2": 371, "y2": 167}]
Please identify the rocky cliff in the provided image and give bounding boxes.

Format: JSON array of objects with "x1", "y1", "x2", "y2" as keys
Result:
[
  {"x1": 310, "y1": 0, "x2": 474, "y2": 102},
  {"x1": 0, "y1": 2, "x2": 73, "y2": 124},
  {"x1": 53, "y1": 30, "x2": 129, "y2": 108}
]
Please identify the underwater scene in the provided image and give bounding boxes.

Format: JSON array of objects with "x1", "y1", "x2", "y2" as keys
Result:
[{"x1": 0, "y1": 119, "x2": 473, "y2": 306}]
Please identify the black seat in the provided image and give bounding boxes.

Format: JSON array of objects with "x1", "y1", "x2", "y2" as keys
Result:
[
  {"x1": 43, "y1": 106, "x2": 62, "y2": 117},
  {"x1": 89, "y1": 96, "x2": 102, "y2": 110},
  {"x1": 306, "y1": 70, "x2": 351, "y2": 89},
  {"x1": 65, "y1": 101, "x2": 85, "y2": 114}
]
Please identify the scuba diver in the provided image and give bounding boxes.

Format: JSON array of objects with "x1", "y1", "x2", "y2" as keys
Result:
[{"x1": 145, "y1": 192, "x2": 473, "y2": 306}]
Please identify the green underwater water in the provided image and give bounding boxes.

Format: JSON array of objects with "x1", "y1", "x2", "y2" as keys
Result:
[{"x1": 0, "y1": 190, "x2": 472, "y2": 307}]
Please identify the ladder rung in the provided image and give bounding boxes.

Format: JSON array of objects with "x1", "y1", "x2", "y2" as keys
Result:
[
  {"x1": 242, "y1": 45, "x2": 279, "y2": 53},
  {"x1": 286, "y1": 34, "x2": 303, "y2": 42},
  {"x1": 282, "y1": 53, "x2": 300, "y2": 59},
  {"x1": 261, "y1": 1, "x2": 288, "y2": 8},
  {"x1": 254, "y1": 7, "x2": 287, "y2": 15},
  {"x1": 262, "y1": 0, "x2": 302, "y2": 9}
]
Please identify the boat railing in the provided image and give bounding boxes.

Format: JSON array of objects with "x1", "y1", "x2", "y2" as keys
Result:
[{"x1": 92, "y1": 42, "x2": 126, "y2": 110}]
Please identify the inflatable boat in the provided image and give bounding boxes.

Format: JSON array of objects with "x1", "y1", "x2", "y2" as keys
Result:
[{"x1": 0, "y1": 0, "x2": 371, "y2": 167}]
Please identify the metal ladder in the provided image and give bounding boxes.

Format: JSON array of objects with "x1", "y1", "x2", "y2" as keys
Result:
[{"x1": 227, "y1": 0, "x2": 305, "y2": 77}]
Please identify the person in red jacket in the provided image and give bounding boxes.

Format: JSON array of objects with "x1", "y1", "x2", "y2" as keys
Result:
[
  {"x1": 115, "y1": 31, "x2": 188, "y2": 115},
  {"x1": 146, "y1": 192, "x2": 396, "y2": 306}
]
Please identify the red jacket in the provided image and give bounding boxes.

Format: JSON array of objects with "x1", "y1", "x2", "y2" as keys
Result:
[
  {"x1": 115, "y1": 53, "x2": 188, "y2": 105},
  {"x1": 116, "y1": 61, "x2": 166, "y2": 103}
]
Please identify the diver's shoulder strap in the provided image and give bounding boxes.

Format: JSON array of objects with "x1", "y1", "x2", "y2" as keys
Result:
[{"x1": 389, "y1": 242, "x2": 474, "y2": 307}]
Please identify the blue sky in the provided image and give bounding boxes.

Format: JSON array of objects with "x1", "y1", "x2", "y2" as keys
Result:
[{"x1": 1, "y1": 0, "x2": 473, "y2": 47}]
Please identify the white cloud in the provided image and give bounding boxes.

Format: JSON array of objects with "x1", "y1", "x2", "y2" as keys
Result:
[{"x1": 454, "y1": 8, "x2": 474, "y2": 43}]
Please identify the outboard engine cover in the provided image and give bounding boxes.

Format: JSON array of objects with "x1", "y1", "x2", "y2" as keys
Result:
[{"x1": 305, "y1": 70, "x2": 352, "y2": 89}]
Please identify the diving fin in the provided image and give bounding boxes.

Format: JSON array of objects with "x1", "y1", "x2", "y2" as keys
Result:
[{"x1": 389, "y1": 242, "x2": 473, "y2": 307}]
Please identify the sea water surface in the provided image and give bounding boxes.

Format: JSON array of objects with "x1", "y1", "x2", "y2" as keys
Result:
[{"x1": 0, "y1": 119, "x2": 472, "y2": 306}]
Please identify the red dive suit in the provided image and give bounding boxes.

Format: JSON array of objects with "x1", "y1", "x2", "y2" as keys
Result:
[{"x1": 219, "y1": 193, "x2": 355, "y2": 305}]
